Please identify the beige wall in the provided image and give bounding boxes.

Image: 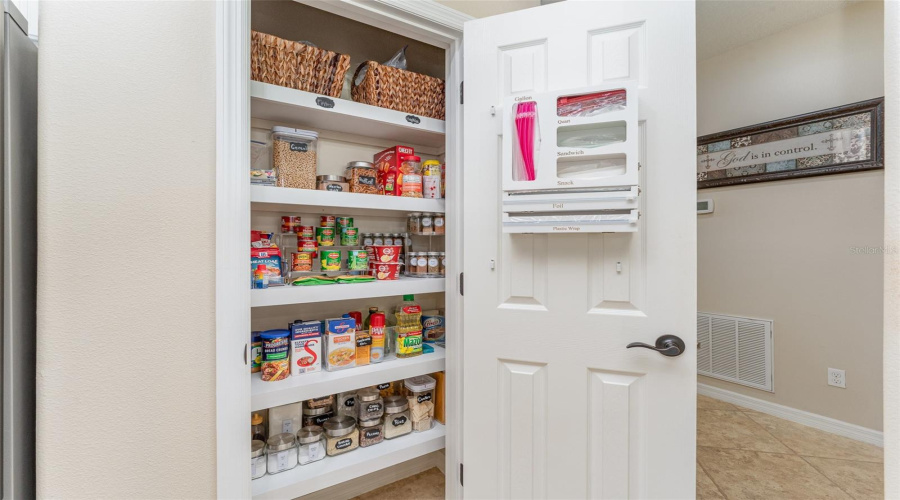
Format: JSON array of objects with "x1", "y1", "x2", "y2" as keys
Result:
[
  {"x1": 36, "y1": 1, "x2": 217, "y2": 497},
  {"x1": 436, "y1": 0, "x2": 539, "y2": 18},
  {"x1": 698, "y1": 1, "x2": 885, "y2": 430}
]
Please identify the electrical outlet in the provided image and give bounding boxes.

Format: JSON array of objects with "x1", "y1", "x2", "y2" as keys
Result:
[{"x1": 828, "y1": 368, "x2": 846, "y2": 388}]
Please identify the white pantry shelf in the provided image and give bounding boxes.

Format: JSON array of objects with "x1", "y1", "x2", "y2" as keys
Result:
[
  {"x1": 252, "y1": 423, "x2": 446, "y2": 499},
  {"x1": 250, "y1": 81, "x2": 445, "y2": 148},
  {"x1": 251, "y1": 277, "x2": 445, "y2": 307},
  {"x1": 251, "y1": 347, "x2": 445, "y2": 410},
  {"x1": 251, "y1": 185, "x2": 446, "y2": 217}
]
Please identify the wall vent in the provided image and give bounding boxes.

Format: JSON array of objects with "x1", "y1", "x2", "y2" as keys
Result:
[{"x1": 697, "y1": 312, "x2": 773, "y2": 392}]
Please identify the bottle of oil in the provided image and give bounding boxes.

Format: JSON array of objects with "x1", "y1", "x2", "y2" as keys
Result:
[{"x1": 394, "y1": 294, "x2": 423, "y2": 358}]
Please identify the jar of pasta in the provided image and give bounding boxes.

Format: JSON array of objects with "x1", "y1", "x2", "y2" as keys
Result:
[{"x1": 323, "y1": 416, "x2": 359, "y2": 456}]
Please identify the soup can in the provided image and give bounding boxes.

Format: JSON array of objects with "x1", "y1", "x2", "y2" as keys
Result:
[
  {"x1": 316, "y1": 227, "x2": 335, "y2": 246},
  {"x1": 341, "y1": 227, "x2": 359, "y2": 246},
  {"x1": 293, "y1": 252, "x2": 313, "y2": 272},
  {"x1": 320, "y1": 215, "x2": 336, "y2": 228},
  {"x1": 320, "y1": 250, "x2": 342, "y2": 271},
  {"x1": 336, "y1": 216, "x2": 353, "y2": 229},
  {"x1": 348, "y1": 250, "x2": 368, "y2": 271},
  {"x1": 281, "y1": 216, "x2": 302, "y2": 233},
  {"x1": 298, "y1": 238, "x2": 318, "y2": 258},
  {"x1": 297, "y1": 225, "x2": 315, "y2": 239}
]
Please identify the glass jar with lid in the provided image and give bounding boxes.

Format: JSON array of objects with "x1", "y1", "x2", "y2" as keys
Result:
[
  {"x1": 439, "y1": 252, "x2": 446, "y2": 276},
  {"x1": 426, "y1": 252, "x2": 440, "y2": 276},
  {"x1": 296, "y1": 426, "x2": 326, "y2": 465},
  {"x1": 323, "y1": 416, "x2": 359, "y2": 456},
  {"x1": 317, "y1": 175, "x2": 349, "y2": 192},
  {"x1": 434, "y1": 214, "x2": 445, "y2": 234},
  {"x1": 373, "y1": 233, "x2": 384, "y2": 246},
  {"x1": 420, "y1": 213, "x2": 433, "y2": 234},
  {"x1": 266, "y1": 433, "x2": 298, "y2": 474},
  {"x1": 345, "y1": 161, "x2": 379, "y2": 194},
  {"x1": 302, "y1": 404, "x2": 334, "y2": 428},
  {"x1": 273, "y1": 127, "x2": 318, "y2": 190},
  {"x1": 383, "y1": 395, "x2": 412, "y2": 439},
  {"x1": 404, "y1": 374, "x2": 436, "y2": 432},
  {"x1": 407, "y1": 213, "x2": 421, "y2": 233},
  {"x1": 251, "y1": 439, "x2": 266, "y2": 479},
  {"x1": 336, "y1": 390, "x2": 357, "y2": 419},
  {"x1": 399, "y1": 155, "x2": 423, "y2": 198},
  {"x1": 357, "y1": 387, "x2": 384, "y2": 421},
  {"x1": 415, "y1": 253, "x2": 428, "y2": 276},
  {"x1": 358, "y1": 417, "x2": 384, "y2": 447},
  {"x1": 406, "y1": 252, "x2": 419, "y2": 276},
  {"x1": 362, "y1": 233, "x2": 374, "y2": 246}
]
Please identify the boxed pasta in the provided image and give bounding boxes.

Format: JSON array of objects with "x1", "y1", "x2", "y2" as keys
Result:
[
  {"x1": 290, "y1": 320, "x2": 323, "y2": 376},
  {"x1": 325, "y1": 318, "x2": 356, "y2": 371}
]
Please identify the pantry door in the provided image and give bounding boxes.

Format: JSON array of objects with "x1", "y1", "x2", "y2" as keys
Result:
[{"x1": 462, "y1": 2, "x2": 696, "y2": 499}]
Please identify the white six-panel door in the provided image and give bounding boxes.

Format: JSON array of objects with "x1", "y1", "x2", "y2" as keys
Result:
[{"x1": 462, "y1": 2, "x2": 697, "y2": 498}]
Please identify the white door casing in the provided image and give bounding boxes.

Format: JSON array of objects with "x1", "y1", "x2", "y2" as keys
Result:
[{"x1": 463, "y1": 2, "x2": 697, "y2": 498}]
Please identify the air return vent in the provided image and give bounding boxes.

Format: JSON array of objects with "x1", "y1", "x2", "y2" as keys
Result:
[{"x1": 697, "y1": 313, "x2": 773, "y2": 392}]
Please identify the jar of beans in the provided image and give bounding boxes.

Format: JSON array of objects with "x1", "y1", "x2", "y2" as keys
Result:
[{"x1": 272, "y1": 127, "x2": 318, "y2": 190}]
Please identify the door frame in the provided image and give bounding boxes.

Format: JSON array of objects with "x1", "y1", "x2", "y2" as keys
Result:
[{"x1": 214, "y1": 1, "x2": 468, "y2": 497}]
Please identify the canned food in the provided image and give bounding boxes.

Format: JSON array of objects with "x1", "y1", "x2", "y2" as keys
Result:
[
  {"x1": 341, "y1": 227, "x2": 359, "y2": 246},
  {"x1": 336, "y1": 216, "x2": 353, "y2": 229},
  {"x1": 320, "y1": 215, "x2": 336, "y2": 228},
  {"x1": 293, "y1": 252, "x2": 313, "y2": 272},
  {"x1": 281, "y1": 216, "x2": 302, "y2": 234},
  {"x1": 373, "y1": 262, "x2": 400, "y2": 280},
  {"x1": 371, "y1": 245, "x2": 402, "y2": 263},
  {"x1": 320, "y1": 250, "x2": 342, "y2": 271},
  {"x1": 298, "y1": 239, "x2": 318, "y2": 258},
  {"x1": 316, "y1": 227, "x2": 335, "y2": 246},
  {"x1": 348, "y1": 250, "x2": 368, "y2": 271},
  {"x1": 298, "y1": 225, "x2": 315, "y2": 239}
]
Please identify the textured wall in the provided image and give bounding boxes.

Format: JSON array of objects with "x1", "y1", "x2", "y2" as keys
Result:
[
  {"x1": 697, "y1": 1, "x2": 885, "y2": 430},
  {"x1": 36, "y1": 1, "x2": 217, "y2": 497}
]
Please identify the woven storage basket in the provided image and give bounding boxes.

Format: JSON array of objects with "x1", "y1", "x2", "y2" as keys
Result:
[
  {"x1": 251, "y1": 31, "x2": 350, "y2": 98},
  {"x1": 351, "y1": 61, "x2": 445, "y2": 120}
]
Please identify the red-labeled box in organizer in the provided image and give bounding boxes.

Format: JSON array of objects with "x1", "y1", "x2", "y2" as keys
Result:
[
  {"x1": 374, "y1": 145, "x2": 414, "y2": 196},
  {"x1": 371, "y1": 245, "x2": 401, "y2": 264},
  {"x1": 372, "y1": 262, "x2": 400, "y2": 281}
]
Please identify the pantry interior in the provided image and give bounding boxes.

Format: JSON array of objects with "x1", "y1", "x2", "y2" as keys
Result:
[{"x1": 227, "y1": 1, "x2": 464, "y2": 498}]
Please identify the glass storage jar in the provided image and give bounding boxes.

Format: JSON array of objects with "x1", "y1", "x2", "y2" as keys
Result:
[
  {"x1": 358, "y1": 417, "x2": 384, "y2": 447},
  {"x1": 345, "y1": 161, "x2": 379, "y2": 194},
  {"x1": 373, "y1": 233, "x2": 384, "y2": 246},
  {"x1": 317, "y1": 175, "x2": 349, "y2": 192},
  {"x1": 407, "y1": 213, "x2": 421, "y2": 233},
  {"x1": 399, "y1": 155, "x2": 423, "y2": 198},
  {"x1": 420, "y1": 213, "x2": 433, "y2": 235},
  {"x1": 336, "y1": 391, "x2": 357, "y2": 419},
  {"x1": 439, "y1": 252, "x2": 446, "y2": 276},
  {"x1": 357, "y1": 387, "x2": 384, "y2": 420},
  {"x1": 266, "y1": 433, "x2": 298, "y2": 474},
  {"x1": 434, "y1": 214, "x2": 445, "y2": 234},
  {"x1": 302, "y1": 404, "x2": 334, "y2": 428},
  {"x1": 251, "y1": 439, "x2": 266, "y2": 479},
  {"x1": 324, "y1": 416, "x2": 359, "y2": 456},
  {"x1": 296, "y1": 426, "x2": 327, "y2": 465},
  {"x1": 426, "y1": 252, "x2": 440, "y2": 276},
  {"x1": 362, "y1": 233, "x2": 374, "y2": 246},
  {"x1": 383, "y1": 395, "x2": 412, "y2": 439},
  {"x1": 415, "y1": 253, "x2": 428, "y2": 276},
  {"x1": 404, "y1": 374, "x2": 436, "y2": 432},
  {"x1": 273, "y1": 127, "x2": 318, "y2": 190}
]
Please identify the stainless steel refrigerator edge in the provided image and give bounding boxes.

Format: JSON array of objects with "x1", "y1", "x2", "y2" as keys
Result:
[{"x1": 1, "y1": 1, "x2": 36, "y2": 498}]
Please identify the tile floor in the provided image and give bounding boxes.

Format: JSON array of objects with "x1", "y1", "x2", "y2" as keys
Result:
[
  {"x1": 353, "y1": 395, "x2": 885, "y2": 499},
  {"x1": 697, "y1": 394, "x2": 884, "y2": 500}
]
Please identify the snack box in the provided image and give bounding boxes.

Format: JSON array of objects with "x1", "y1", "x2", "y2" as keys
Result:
[
  {"x1": 290, "y1": 320, "x2": 323, "y2": 376},
  {"x1": 374, "y1": 145, "x2": 414, "y2": 196},
  {"x1": 324, "y1": 318, "x2": 357, "y2": 371},
  {"x1": 422, "y1": 314, "x2": 445, "y2": 343},
  {"x1": 250, "y1": 247, "x2": 283, "y2": 285}
]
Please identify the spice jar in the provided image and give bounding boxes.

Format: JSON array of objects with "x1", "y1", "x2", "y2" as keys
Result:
[
  {"x1": 439, "y1": 252, "x2": 446, "y2": 276},
  {"x1": 357, "y1": 387, "x2": 384, "y2": 421},
  {"x1": 405, "y1": 375, "x2": 436, "y2": 432},
  {"x1": 302, "y1": 404, "x2": 334, "y2": 428},
  {"x1": 296, "y1": 426, "x2": 327, "y2": 465},
  {"x1": 407, "y1": 252, "x2": 419, "y2": 275},
  {"x1": 407, "y1": 213, "x2": 421, "y2": 233},
  {"x1": 251, "y1": 439, "x2": 266, "y2": 479},
  {"x1": 273, "y1": 127, "x2": 318, "y2": 190},
  {"x1": 346, "y1": 161, "x2": 379, "y2": 194},
  {"x1": 420, "y1": 213, "x2": 433, "y2": 235},
  {"x1": 373, "y1": 233, "x2": 384, "y2": 246},
  {"x1": 415, "y1": 253, "x2": 428, "y2": 276},
  {"x1": 317, "y1": 175, "x2": 349, "y2": 192},
  {"x1": 427, "y1": 252, "x2": 440, "y2": 276},
  {"x1": 383, "y1": 395, "x2": 412, "y2": 439},
  {"x1": 266, "y1": 433, "x2": 298, "y2": 474},
  {"x1": 323, "y1": 416, "x2": 359, "y2": 456},
  {"x1": 358, "y1": 417, "x2": 384, "y2": 447},
  {"x1": 362, "y1": 233, "x2": 374, "y2": 246},
  {"x1": 434, "y1": 214, "x2": 445, "y2": 234}
]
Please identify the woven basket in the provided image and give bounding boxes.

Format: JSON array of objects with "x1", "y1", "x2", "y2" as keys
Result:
[
  {"x1": 351, "y1": 61, "x2": 445, "y2": 120},
  {"x1": 250, "y1": 31, "x2": 350, "y2": 98}
]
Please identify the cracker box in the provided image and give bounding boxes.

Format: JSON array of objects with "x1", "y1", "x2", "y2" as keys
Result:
[
  {"x1": 290, "y1": 320, "x2": 323, "y2": 376},
  {"x1": 374, "y1": 145, "x2": 414, "y2": 196},
  {"x1": 324, "y1": 318, "x2": 357, "y2": 371}
]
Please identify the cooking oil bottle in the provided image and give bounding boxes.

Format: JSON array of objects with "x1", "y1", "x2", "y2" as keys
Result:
[{"x1": 394, "y1": 294, "x2": 423, "y2": 358}]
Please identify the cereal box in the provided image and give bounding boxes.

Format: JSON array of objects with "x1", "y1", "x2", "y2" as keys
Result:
[
  {"x1": 290, "y1": 320, "x2": 323, "y2": 376},
  {"x1": 374, "y1": 145, "x2": 414, "y2": 196},
  {"x1": 324, "y1": 318, "x2": 356, "y2": 371}
]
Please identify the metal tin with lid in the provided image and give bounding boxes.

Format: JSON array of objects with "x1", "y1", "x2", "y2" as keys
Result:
[
  {"x1": 266, "y1": 433, "x2": 297, "y2": 452},
  {"x1": 383, "y1": 395, "x2": 409, "y2": 413},
  {"x1": 317, "y1": 175, "x2": 347, "y2": 183},
  {"x1": 346, "y1": 161, "x2": 375, "y2": 169},
  {"x1": 297, "y1": 425, "x2": 325, "y2": 444},
  {"x1": 323, "y1": 415, "x2": 357, "y2": 437},
  {"x1": 358, "y1": 387, "x2": 380, "y2": 402}
]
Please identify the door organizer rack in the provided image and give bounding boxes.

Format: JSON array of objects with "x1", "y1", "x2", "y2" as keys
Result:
[{"x1": 501, "y1": 81, "x2": 640, "y2": 233}]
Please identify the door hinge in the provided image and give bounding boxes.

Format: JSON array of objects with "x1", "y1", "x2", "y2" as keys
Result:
[
  {"x1": 459, "y1": 463, "x2": 464, "y2": 486},
  {"x1": 459, "y1": 272, "x2": 464, "y2": 296},
  {"x1": 460, "y1": 81, "x2": 464, "y2": 105}
]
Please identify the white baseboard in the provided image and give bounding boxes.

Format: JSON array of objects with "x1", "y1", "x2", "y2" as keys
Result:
[
  {"x1": 698, "y1": 383, "x2": 884, "y2": 448},
  {"x1": 299, "y1": 450, "x2": 445, "y2": 499}
]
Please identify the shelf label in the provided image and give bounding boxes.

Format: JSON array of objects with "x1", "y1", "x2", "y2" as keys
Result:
[
  {"x1": 316, "y1": 97, "x2": 335, "y2": 109},
  {"x1": 406, "y1": 115, "x2": 421, "y2": 125},
  {"x1": 290, "y1": 142, "x2": 309, "y2": 152}
]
